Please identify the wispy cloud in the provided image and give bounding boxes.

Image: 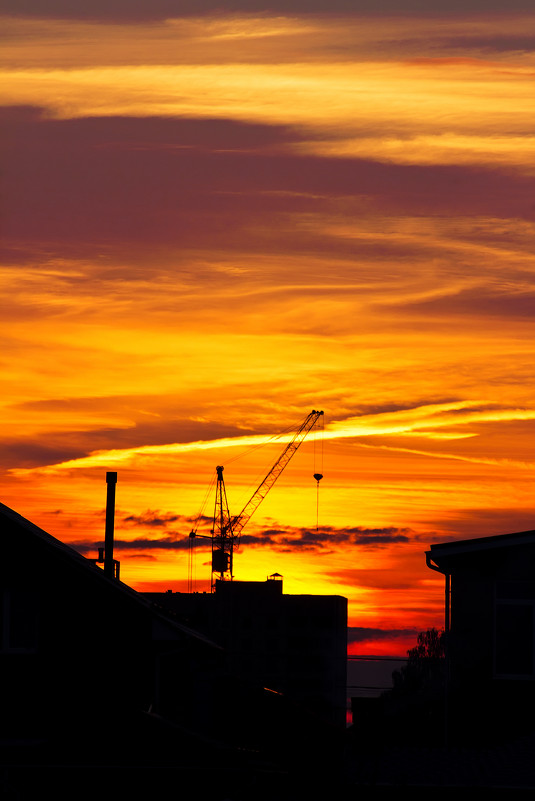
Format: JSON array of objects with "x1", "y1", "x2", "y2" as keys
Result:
[{"x1": 12, "y1": 401, "x2": 535, "y2": 474}]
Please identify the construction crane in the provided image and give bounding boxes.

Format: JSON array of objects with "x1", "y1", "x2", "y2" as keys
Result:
[{"x1": 189, "y1": 409, "x2": 324, "y2": 589}]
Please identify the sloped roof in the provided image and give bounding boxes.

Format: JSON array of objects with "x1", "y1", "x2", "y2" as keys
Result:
[{"x1": 0, "y1": 500, "x2": 219, "y2": 647}]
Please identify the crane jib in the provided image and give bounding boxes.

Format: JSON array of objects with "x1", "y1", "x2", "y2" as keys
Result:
[{"x1": 208, "y1": 409, "x2": 324, "y2": 587}]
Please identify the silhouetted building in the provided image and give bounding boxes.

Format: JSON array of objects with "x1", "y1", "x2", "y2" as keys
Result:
[
  {"x1": 0, "y1": 501, "x2": 348, "y2": 798},
  {"x1": 427, "y1": 529, "x2": 535, "y2": 744},
  {"x1": 0, "y1": 501, "x2": 223, "y2": 761},
  {"x1": 145, "y1": 575, "x2": 348, "y2": 728}
]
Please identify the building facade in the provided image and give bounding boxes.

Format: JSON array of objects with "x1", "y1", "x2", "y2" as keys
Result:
[
  {"x1": 145, "y1": 575, "x2": 348, "y2": 728},
  {"x1": 427, "y1": 529, "x2": 535, "y2": 744}
]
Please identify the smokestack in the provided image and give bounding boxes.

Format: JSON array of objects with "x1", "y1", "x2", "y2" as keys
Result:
[{"x1": 104, "y1": 471, "x2": 117, "y2": 579}]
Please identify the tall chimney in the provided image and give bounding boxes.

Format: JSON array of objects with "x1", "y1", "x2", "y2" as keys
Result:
[{"x1": 104, "y1": 471, "x2": 117, "y2": 578}]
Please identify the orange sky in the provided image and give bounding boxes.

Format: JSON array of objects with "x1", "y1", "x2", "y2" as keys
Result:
[{"x1": 2, "y1": 1, "x2": 535, "y2": 655}]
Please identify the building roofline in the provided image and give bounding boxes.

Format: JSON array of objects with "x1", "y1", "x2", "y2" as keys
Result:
[
  {"x1": 426, "y1": 528, "x2": 535, "y2": 572},
  {"x1": 0, "y1": 501, "x2": 219, "y2": 647}
]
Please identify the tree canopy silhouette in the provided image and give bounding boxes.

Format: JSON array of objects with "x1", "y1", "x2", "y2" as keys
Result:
[
  {"x1": 379, "y1": 628, "x2": 446, "y2": 745},
  {"x1": 392, "y1": 627, "x2": 445, "y2": 693},
  {"x1": 409, "y1": 627, "x2": 445, "y2": 660}
]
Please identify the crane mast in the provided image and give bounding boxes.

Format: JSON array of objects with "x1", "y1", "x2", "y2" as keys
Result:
[
  {"x1": 211, "y1": 464, "x2": 233, "y2": 578},
  {"x1": 209, "y1": 409, "x2": 323, "y2": 587}
]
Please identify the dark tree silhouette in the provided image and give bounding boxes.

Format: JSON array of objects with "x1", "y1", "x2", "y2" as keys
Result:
[
  {"x1": 408, "y1": 627, "x2": 445, "y2": 660},
  {"x1": 391, "y1": 627, "x2": 445, "y2": 692},
  {"x1": 382, "y1": 628, "x2": 446, "y2": 745}
]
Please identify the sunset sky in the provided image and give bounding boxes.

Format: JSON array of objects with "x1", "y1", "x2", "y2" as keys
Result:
[{"x1": 2, "y1": 0, "x2": 535, "y2": 655}]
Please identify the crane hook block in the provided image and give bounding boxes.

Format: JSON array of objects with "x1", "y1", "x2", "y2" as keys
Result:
[{"x1": 313, "y1": 473, "x2": 323, "y2": 483}]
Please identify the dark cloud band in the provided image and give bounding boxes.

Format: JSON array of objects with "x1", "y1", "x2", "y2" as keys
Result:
[{"x1": 2, "y1": 0, "x2": 533, "y2": 21}]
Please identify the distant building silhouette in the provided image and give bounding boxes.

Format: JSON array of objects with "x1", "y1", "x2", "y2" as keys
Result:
[
  {"x1": 427, "y1": 529, "x2": 535, "y2": 745},
  {"x1": 144, "y1": 574, "x2": 348, "y2": 728}
]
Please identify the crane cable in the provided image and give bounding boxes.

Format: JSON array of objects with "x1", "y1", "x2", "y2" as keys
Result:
[
  {"x1": 224, "y1": 416, "x2": 315, "y2": 515},
  {"x1": 313, "y1": 412, "x2": 324, "y2": 533},
  {"x1": 188, "y1": 471, "x2": 217, "y2": 592},
  {"x1": 223, "y1": 419, "x2": 301, "y2": 467}
]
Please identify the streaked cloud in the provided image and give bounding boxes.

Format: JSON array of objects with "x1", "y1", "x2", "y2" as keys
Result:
[
  {"x1": 2, "y1": 60, "x2": 533, "y2": 172},
  {"x1": 9, "y1": 401, "x2": 535, "y2": 475},
  {"x1": 2, "y1": 13, "x2": 534, "y2": 175}
]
